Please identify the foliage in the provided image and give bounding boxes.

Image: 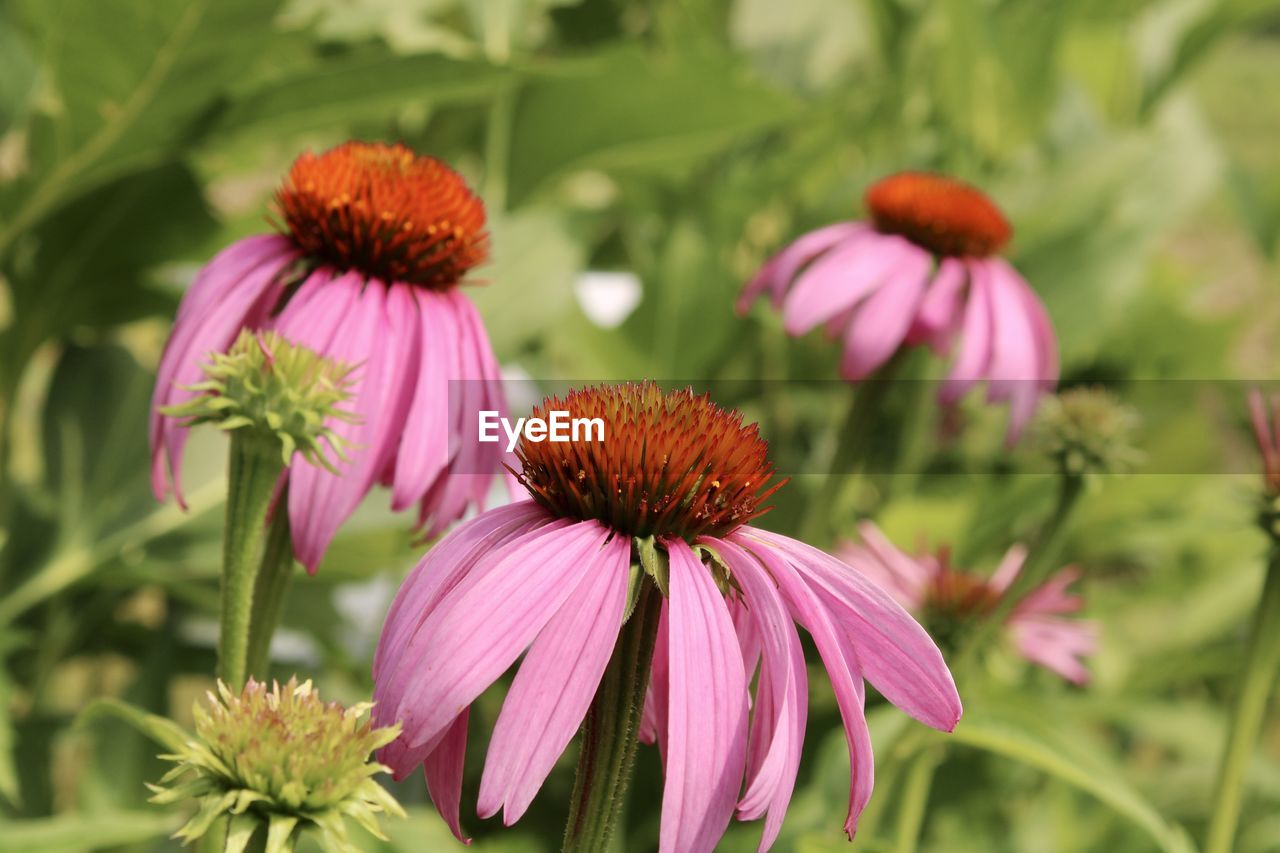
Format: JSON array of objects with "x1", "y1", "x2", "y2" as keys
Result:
[{"x1": 1, "y1": 0, "x2": 1279, "y2": 851}]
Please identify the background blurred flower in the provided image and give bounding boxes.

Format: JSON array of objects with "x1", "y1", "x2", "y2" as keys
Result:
[
  {"x1": 1036, "y1": 386, "x2": 1144, "y2": 480},
  {"x1": 840, "y1": 521, "x2": 1097, "y2": 684},
  {"x1": 372, "y1": 383, "x2": 961, "y2": 852},
  {"x1": 740, "y1": 171, "x2": 1058, "y2": 441},
  {"x1": 150, "y1": 142, "x2": 510, "y2": 570}
]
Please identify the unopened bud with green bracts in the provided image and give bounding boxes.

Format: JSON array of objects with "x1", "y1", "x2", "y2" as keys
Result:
[
  {"x1": 1035, "y1": 386, "x2": 1143, "y2": 479},
  {"x1": 161, "y1": 330, "x2": 358, "y2": 472},
  {"x1": 148, "y1": 677, "x2": 404, "y2": 853}
]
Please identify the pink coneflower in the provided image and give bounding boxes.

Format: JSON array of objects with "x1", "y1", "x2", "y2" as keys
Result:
[
  {"x1": 372, "y1": 383, "x2": 961, "y2": 852},
  {"x1": 150, "y1": 142, "x2": 509, "y2": 570},
  {"x1": 839, "y1": 521, "x2": 1096, "y2": 684},
  {"x1": 739, "y1": 171, "x2": 1058, "y2": 440}
]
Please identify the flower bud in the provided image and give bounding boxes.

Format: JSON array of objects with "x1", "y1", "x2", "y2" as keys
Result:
[
  {"x1": 1035, "y1": 387, "x2": 1142, "y2": 478},
  {"x1": 161, "y1": 330, "x2": 357, "y2": 471},
  {"x1": 149, "y1": 677, "x2": 403, "y2": 852}
]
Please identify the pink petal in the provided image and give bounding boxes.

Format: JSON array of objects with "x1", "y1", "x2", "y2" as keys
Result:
[
  {"x1": 906, "y1": 257, "x2": 968, "y2": 351},
  {"x1": 415, "y1": 290, "x2": 512, "y2": 538},
  {"x1": 782, "y1": 232, "x2": 914, "y2": 337},
  {"x1": 838, "y1": 250, "x2": 932, "y2": 381},
  {"x1": 284, "y1": 279, "x2": 422, "y2": 571},
  {"x1": 738, "y1": 223, "x2": 866, "y2": 313},
  {"x1": 838, "y1": 521, "x2": 932, "y2": 608},
  {"x1": 728, "y1": 531, "x2": 874, "y2": 838},
  {"x1": 372, "y1": 500, "x2": 552, "y2": 688},
  {"x1": 737, "y1": 528, "x2": 961, "y2": 733},
  {"x1": 703, "y1": 537, "x2": 807, "y2": 853},
  {"x1": 149, "y1": 239, "x2": 297, "y2": 504},
  {"x1": 638, "y1": 603, "x2": 669, "y2": 751},
  {"x1": 391, "y1": 520, "x2": 614, "y2": 755},
  {"x1": 939, "y1": 259, "x2": 994, "y2": 406},
  {"x1": 659, "y1": 539, "x2": 749, "y2": 853},
  {"x1": 424, "y1": 710, "x2": 472, "y2": 844},
  {"x1": 390, "y1": 288, "x2": 458, "y2": 509},
  {"x1": 981, "y1": 260, "x2": 1042, "y2": 443},
  {"x1": 1011, "y1": 618, "x2": 1097, "y2": 684},
  {"x1": 988, "y1": 544, "x2": 1028, "y2": 594},
  {"x1": 477, "y1": 532, "x2": 631, "y2": 823},
  {"x1": 1001, "y1": 258, "x2": 1059, "y2": 391}
]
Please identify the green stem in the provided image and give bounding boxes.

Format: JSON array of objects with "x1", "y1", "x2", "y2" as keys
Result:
[
  {"x1": 893, "y1": 743, "x2": 943, "y2": 853},
  {"x1": 244, "y1": 500, "x2": 295, "y2": 681},
  {"x1": 218, "y1": 431, "x2": 284, "y2": 689},
  {"x1": 801, "y1": 384, "x2": 875, "y2": 545},
  {"x1": 1205, "y1": 550, "x2": 1280, "y2": 853},
  {"x1": 563, "y1": 583, "x2": 662, "y2": 853}
]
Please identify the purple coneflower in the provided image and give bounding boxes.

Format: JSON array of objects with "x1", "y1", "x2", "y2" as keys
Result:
[
  {"x1": 372, "y1": 382, "x2": 961, "y2": 852},
  {"x1": 150, "y1": 142, "x2": 509, "y2": 570},
  {"x1": 740, "y1": 171, "x2": 1058, "y2": 440},
  {"x1": 839, "y1": 521, "x2": 1096, "y2": 684}
]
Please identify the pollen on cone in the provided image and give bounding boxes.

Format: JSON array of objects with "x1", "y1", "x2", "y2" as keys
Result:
[
  {"x1": 276, "y1": 141, "x2": 488, "y2": 288},
  {"x1": 865, "y1": 171, "x2": 1012, "y2": 257}
]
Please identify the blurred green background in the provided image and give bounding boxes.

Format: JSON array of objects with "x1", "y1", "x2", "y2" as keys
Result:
[{"x1": 2, "y1": 0, "x2": 1280, "y2": 850}]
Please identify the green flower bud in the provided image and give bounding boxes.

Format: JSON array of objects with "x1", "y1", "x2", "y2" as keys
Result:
[
  {"x1": 1035, "y1": 387, "x2": 1143, "y2": 479},
  {"x1": 148, "y1": 677, "x2": 403, "y2": 853},
  {"x1": 161, "y1": 330, "x2": 357, "y2": 472}
]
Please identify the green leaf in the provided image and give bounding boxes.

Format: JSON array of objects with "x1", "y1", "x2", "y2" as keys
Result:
[
  {"x1": 2, "y1": 163, "x2": 216, "y2": 362},
  {"x1": 210, "y1": 51, "x2": 514, "y2": 142},
  {"x1": 465, "y1": 207, "x2": 584, "y2": 353},
  {"x1": 0, "y1": 9, "x2": 37, "y2": 134},
  {"x1": 0, "y1": 811, "x2": 178, "y2": 851},
  {"x1": 78, "y1": 698, "x2": 191, "y2": 753},
  {"x1": 2, "y1": 0, "x2": 281, "y2": 247},
  {"x1": 506, "y1": 46, "x2": 800, "y2": 203},
  {"x1": 950, "y1": 696, "x2": 1194, "y2": 853}
]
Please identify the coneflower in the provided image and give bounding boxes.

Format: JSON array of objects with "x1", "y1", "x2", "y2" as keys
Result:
[
  {"x1": 740, "y1": 171, "x2": 1058, "y2": 441},
  {"x1": 372, "y1": 382, "x2": 961, "y2": 852},
  {"x1": 839, "y1": 521, "x2": 1096, "y2": 684},
  {"x1": 150, "y1": 141, "x2": 510, "y2": 570}
]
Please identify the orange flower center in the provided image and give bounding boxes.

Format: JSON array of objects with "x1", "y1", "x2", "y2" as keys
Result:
[
  {"x1": 515, "y1": 382, "x2": 786, "y2": 540},
  {"x1": 275, "y1": 141, "x2": 487, "y2": 289},
  {"x1": 865, "y1": 172, "x2": 1011, "y2": 258}
]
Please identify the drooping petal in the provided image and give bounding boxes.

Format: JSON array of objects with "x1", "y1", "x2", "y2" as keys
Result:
[
  {"x1": 659, "y1": 539, "x2": 749, "y2": 853},
  {"x1": 638, "y1": 602, "x2": 669, "y2": 751},
  {"x1": 372, "y1": 500, "x2": 552, "y2": 688},
  {"x1": 704, "y1": 537, "x2": 807, "y2": 853},
  {"x1": 738, "y1": 223, "x2": 866, "y2": 313},
  {"x1": 839, "y1": 521, "x2": 933, "y2": 609},
  {"x1": 1002, "y1": 259, "x2": 1059, "y2": 392},
  {"x1": 738, "y1": 528, "x2": 961, "y2": 733},
  {"x1": 1011, "y1": 617, "x2": 1097, "y2": 684},
  {"x1": 415, "y1": 290, "x2": 512, "y2": 538},
  {"x1": 390, "y1": 287, "x2": 458, "y2": 510},
  {"x1": 284, "y1": 279, "x2": 422, "y2": 571},
  {"x1": 424, "y1": 710, "x2": 471, "y2": 844},
  {"x1": 477, "y1": 532, "x2": 630, "y2": 824},
  {"x1": 150, "y1": 238, "x2": 297, "y2": 504},
  {"x1": 987, "y1": 544, "x2": 1028, "y2": 594},
  {"x1": 782, "y1": 232, "x2": 912, "y2": 337},
  {"x1": 838, "y1": 249, "x2": 932, "y2": 381},
  {"x1": 981, "y1": 260, "x2": 1043, "y2": 443},
  {"x1": 907, "y1": 256, "x2": 968, "y2": 350},
  {"x1": 391, "y1": 520, "x2": 613, "y2": 755},
  {"x1": 939, "y1": 258, "x2": 994, "y2": 406},
  {"x1": 729, "y1": 532, "x2": 874, "y2": 838}
]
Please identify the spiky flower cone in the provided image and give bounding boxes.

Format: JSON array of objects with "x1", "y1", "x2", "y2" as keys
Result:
[{"x1": 149, "y1": 677, "x2": 404, "y2": 853}]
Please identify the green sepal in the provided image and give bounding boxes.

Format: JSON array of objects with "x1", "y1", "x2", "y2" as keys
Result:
[
  {"x1": 622, "y1": 562, "x2": 645, "y2": 623},
  {"x1": 634, "y1": 536, "x2": 669, "y2": 597}
]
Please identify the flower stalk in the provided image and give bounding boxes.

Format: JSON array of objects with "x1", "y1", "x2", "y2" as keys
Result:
[
  {"x1": 219, "y1": 432, "x2": 286, "y2": 688},
  {"x1": 563, "y1": 582, "x2": 662, "y2": 853},
  {"x1": 1206, "y1": 544, "x2": 1280, "y2": 853},
  {"x1": 245, "y1": 500, "x2": 296, "y2": 681}
]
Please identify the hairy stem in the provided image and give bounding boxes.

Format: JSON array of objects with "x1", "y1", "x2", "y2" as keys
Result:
[
  {"x1": 244, "y1": 499, "x2": 295, "y2": 681},
  {"x1": 563, "y1": 583, "x2": 662, "y2": 853},
  {"x1": 217, "y1": 431, "x2": 284, "y2": 688}
]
